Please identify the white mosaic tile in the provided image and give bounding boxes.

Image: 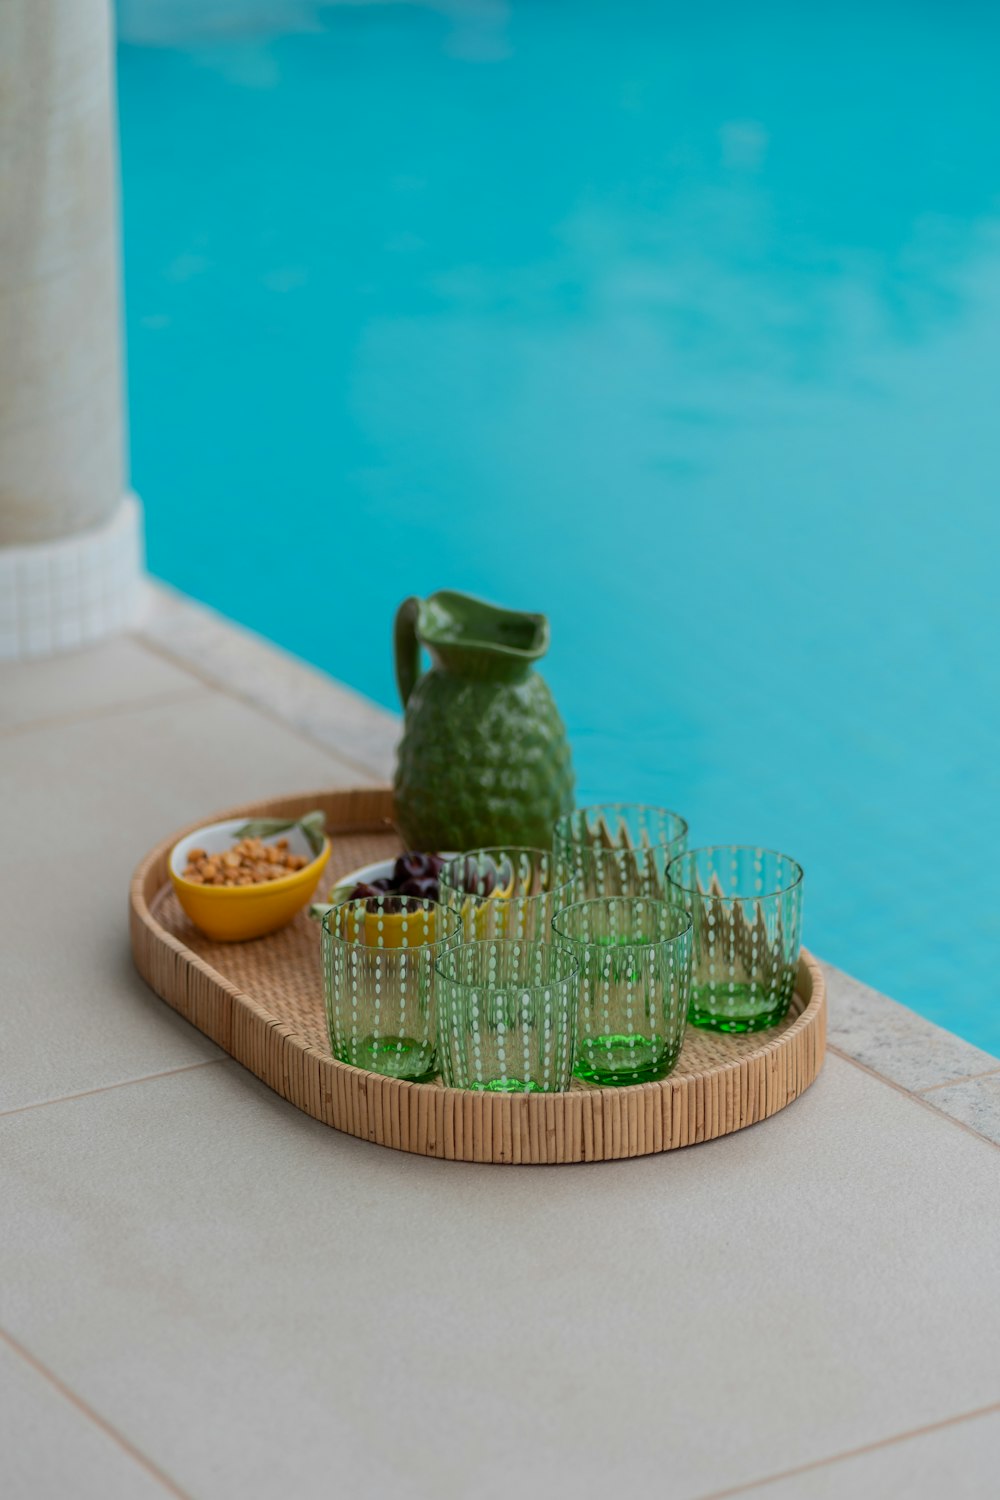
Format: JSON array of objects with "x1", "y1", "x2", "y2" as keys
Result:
[{"x1": 0, "y1": 496, "x2": 144, "y2": 661}]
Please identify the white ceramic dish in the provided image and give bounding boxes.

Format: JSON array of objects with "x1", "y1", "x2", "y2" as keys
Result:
[{"x1": 312, "y1": 854, "x2": 459, "y2": 919}]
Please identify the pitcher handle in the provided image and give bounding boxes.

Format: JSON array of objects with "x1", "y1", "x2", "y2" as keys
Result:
[{"x1": 394, "y1": 596, "x2": 423, "y2": 708}]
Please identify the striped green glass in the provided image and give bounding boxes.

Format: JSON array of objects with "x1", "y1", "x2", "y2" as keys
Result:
[
  {"x1": 439, "y1": 847, "x2": 574, "y2": 942},
  {"x1": 553, "y1": 803, "x2": 688, "y2": 901},
  {"x1": 667, "y1": 846, "x2": 804, "y2": 1032},
  {"x1": 322, "y1": 896, "x2": 461, "y2": 1080},
  {"x1": 435, "y1": 939, "x2": 579, "y2": 1093},
  {"x1": 552, "y1": 897, "x2": 692, "y2": 1086}
]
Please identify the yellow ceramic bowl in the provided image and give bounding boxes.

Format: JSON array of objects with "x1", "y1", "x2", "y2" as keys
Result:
[{"x1": 169, "y1": 817, "x2": 330, "y2": 943}]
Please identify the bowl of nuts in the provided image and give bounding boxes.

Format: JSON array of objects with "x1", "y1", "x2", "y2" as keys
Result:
[{"x1": 169, "y1": 812, "x2": 330, "y2": 942}]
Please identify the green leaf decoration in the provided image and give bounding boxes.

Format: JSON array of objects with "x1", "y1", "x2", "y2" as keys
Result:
[{"x1": 234, "y1": 809, "x2": 327, "y2": 859}]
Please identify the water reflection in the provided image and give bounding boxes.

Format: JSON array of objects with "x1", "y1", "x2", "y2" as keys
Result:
[{"x1": 118, "y1": 0, "x2": 1000, "y2": 1040}]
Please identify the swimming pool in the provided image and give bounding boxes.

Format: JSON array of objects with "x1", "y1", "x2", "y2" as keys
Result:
[{"x1": 117, "y1": 1, "x2": 1000, "y2": 1049}]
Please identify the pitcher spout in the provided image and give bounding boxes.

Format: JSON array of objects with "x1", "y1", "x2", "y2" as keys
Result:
[{"x1": 413, "y1": 590, "x2": 549, "y2": 683}]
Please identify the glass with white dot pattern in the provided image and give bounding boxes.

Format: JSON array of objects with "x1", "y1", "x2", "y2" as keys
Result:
[
  {"x1": 553, "y1": 803, "x2": 688, "y2": 902},
  {"x1": 322, "y1": 896, "x2": 461, "y2": 1080},
  {"x1": 439, "y1": 847, "x2": 574, "y2": 943},
  {"x1": 666, "y1": 846, "x2": 804, "y2": 1033},
  {"x1": 434, "y1": 940, "x2": 579, "y2": 1092},
  {"x1": 552, "y1": 897, "x2": 692, "y2": 1086}
]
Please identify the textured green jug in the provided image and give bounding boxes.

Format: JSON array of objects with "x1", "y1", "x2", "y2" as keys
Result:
[{"x1": 393, "y1": 591, "x2": 575, "y2": 852}]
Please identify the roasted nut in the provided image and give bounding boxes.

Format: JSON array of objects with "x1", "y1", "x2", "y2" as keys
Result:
[{"x1": 182, "y1": 836, "x2": 316, "y2": 888}]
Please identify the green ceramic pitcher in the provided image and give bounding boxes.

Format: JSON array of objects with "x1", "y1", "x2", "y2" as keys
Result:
[{"x1": 393, "y1": 591, "x2": 575, "y2": 852}]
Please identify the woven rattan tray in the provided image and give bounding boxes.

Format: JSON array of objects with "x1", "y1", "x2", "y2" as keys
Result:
[{"x1": 130, "y1": 787, "x2": 826, "y2": 1164}]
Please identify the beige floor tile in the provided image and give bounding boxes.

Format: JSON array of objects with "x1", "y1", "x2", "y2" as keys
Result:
[
  {"x1": 0, "y1": 637, "x2": 202, "y2": 733},
  {"x1": 140, "y1": 582, "x2": 399, "y2": 779},
  {"x1": 731, "y1": 1409, "x2": 1000, "y2": 1499},
  {"x1": 1, "y1": 691, "x2": 376, "y2": 1111},
  {"x1": 0, "y1": 1338, "x2": 183, "y2": 1500},
  {"x1": 2, "y1": 1057, "x2": 1000, "y2": 1500}
]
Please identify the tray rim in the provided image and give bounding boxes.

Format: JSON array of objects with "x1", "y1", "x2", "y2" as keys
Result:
[{"x1": 129, "y1": 786, "x2": 827, "y2": 1165}]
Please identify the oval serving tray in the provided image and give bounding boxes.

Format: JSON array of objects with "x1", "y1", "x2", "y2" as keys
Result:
[{"x1": 130, "y1": 787, "x2": 826, "y2": 1165}]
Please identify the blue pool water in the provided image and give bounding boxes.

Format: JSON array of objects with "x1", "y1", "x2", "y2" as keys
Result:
[{"x1": 117, "y1": 2, "x2": 1000, "y2": 1047}]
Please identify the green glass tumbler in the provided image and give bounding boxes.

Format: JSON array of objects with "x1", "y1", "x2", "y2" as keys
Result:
[
  {"x1": 551, "y1": 897, "x2": 692, "y2": 1086},
  {"x1": 553, "y1": 803, "x2": 688, "y2": 901},
  {"x1": 435, "y1": 940, "x2": 579, "y2": 1092},
  {"x1": 666, "y1": 846, "x2": 804, "y2": 1033},
  {"x1": 322, "y1": 896, "x2": 461, "y2": 1080},
  {"x1": 439, "y1": 847, "x2": 575, "y2": 942}
]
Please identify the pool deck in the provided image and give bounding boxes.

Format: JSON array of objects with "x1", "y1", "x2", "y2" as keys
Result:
[{"x1": 3, "y1": 580, "x2": 1000, "y2": 1499}]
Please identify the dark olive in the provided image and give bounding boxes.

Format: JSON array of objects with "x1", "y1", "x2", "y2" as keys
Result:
[{"x1": 395, "y1": 852, "x2": 436, "y2": 882}]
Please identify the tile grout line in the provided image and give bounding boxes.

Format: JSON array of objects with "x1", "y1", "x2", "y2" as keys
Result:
[
  {"x1": 0, "y1": 686, "x2": 208, "y2": 740},
  {"x1": 920, "y1": 1064, "x2": 1000, "y2": 1093},
  {"x1": 0, "y1": 1327, "x2": 194, "y2": 1500},
  {"x1": 694, "y1": 1398, "x2": 1000, "y2": 1498},
  {"x1": 134, "y1": 631, "x2": 391, "y2": 784},
  {"x1": 136, "y1": 627, "x2": 394, "y2": 782},
  {"x1": 5, "y1": 989, "x2": 992, "y2": 1148},
  {"x1": 828, "y1": 1044, "x2": 1000, "y2": 1151},
  {"x1": 0, "y1": 1058, "x2": 227, "y2": 1120}
]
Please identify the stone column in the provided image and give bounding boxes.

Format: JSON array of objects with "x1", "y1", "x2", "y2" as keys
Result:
[{"x1": 0, "y1": 0, "x2": 142, "y2": 659}]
